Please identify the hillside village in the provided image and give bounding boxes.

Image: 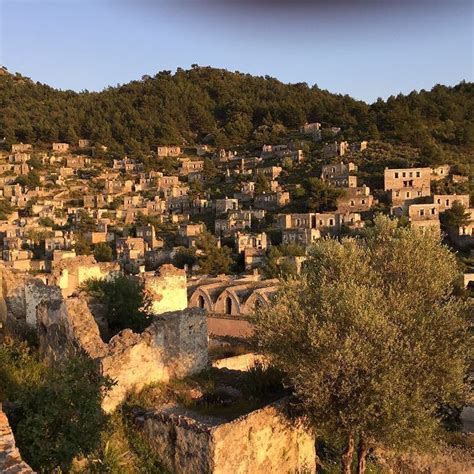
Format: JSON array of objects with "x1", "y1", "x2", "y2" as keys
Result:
[
  {"x1": 0, "y1": 120, "x2": 473, "y2": 471},
  {"x1": 0, "y1": 129, "x2": 472, "y2": 292}
]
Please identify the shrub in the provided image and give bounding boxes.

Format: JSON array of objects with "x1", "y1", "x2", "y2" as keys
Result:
[
  {"x1": 0, "y1": 338, "x2": 113, "y2": 472},
  {"x1": 82, "y1": 275, "x2": 152, "y2": 337}
]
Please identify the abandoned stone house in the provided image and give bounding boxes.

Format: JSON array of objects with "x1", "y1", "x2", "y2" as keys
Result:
[
  {"x1": 136, "y1": 225, "x2": 163, "y2": 250},
  {"x1": 9, "y1": 152, "x2": 29, "y2": 164},
  {"x1": 52, "y1": 142, "x2": 69, "y2": 153},
  {"x1": 456, "y1": 208, "x2": 474, "y2": 242},
  {"x1": 323, "y1": 141, "x2": 350, "y2": 159},
  {"x1": 431, "y1": 164, "x2": 451, "y2": 180},
  {"x1": 78, "y1": 138, "x2": 91, "y2": 148},
  {"x1": 282, "y1": 227, "x2": 321, "y2": 247},
  {"x1": 0, "y1": 261, "x2": 208, "y2": 412},
  {"x1": 278, "y1": 212, "x2": 340, "y2": 235},
  {"x1": 350, "y1": 141, "x2": 368, "y2": 153},
  {"x1": 336, "y1": 185, "x2": 374, "y2": 213},
  {"x1": 195, "y1": 144, "x2": 209, "y2": 156},
  {"x1": 408, "y1": 203, "x2": 440, "y2": 232},
  {"x1": 11, "y1": 143, "x2": 32, "y2": 153},
  {"x1": 432, "y1": 194, "x2": 469, "y2": 213},
  {"x1": 178, "y1": 222, "x2": 205, "y2": 247},
  {"x1": 157, "y1": 145, "x2": 181, "y2": 157},
  {"x1": 255, "y1": 165, "x2": 283, "y2": 181},
  {"x1": 299, "y1": 122, "x2": 321, "y2": 134},
  {"x1": 66, "y1": 155, "x2": 91, "y2": 169},
  {"x1": 214, "y1": 210, "x2": 260, "y2": 236},
  {"x1": 254, "y1": 191, "x2": 290, "y2": 211},
  {"x1": 215, "y1": 197, "x2": 239, "y2": 214},
  {"x1": 384, "y1": 167, "x2": 431, "y2": 193},
  {"x1": 137, "y1": 398, "x2": 316, "y2": 474},
  {"x1": 321, "y1": 161, "x2": 358, "y2": 179},
  {"x1": 156, "y1": 175, "x2": 180, "y2": 191},
  {"x1": 180, "y1": 158, "x2": 204, "y2": 175},
  {"x1": 116, "y1": 237, "x2": 147, "y2": 268},
  {"x1": 235, "y1": 231, "x2": 268, "y2": 254}
]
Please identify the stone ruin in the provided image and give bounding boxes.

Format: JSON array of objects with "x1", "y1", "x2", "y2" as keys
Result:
[
  {"x1": 0, "y1": 261, "x2": 317, "y2": 472},
  {"x1": 37, "y1": 296, "x2": 207, "y2": 412},
  {"x1": 136, "y1": 399, "x2": 316, "y2": 474},
  {"x1": 0, "y1": 404, "x2": 34, "y2": 473},
  {"x1": 0, "y1": 261, "x2": 208, "y2": 412}
]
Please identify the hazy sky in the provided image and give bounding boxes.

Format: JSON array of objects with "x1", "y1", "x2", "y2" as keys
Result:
[{"x1": 0, "y1": 0, "x2": 472, "y2": 102}]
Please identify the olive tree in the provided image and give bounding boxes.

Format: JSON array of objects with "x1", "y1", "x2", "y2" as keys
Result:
[{"x1": 254, "y1": 215, "x2": 471, "y2": 473}]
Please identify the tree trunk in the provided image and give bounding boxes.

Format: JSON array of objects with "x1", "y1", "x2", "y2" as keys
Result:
[
  {"x1": 357, "y1": 438, "x2": 369, "y2": 474},
  {"x1": 341, "y1": 434, "x2": 355, "y2": 474}
]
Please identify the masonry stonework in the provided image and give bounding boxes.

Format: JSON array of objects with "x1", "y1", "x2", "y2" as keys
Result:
[
  {"x1": 138, "y1": 399, "x2": 316, "y2": 474},
  {"x1": 143, "y1": 264, "x2": 187, "y2": 315},
  {"x1": 36, "y1": 296, "x2": 208, "y2": 412}
]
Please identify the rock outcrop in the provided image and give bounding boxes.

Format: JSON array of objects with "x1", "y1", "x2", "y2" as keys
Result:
[{"x1": 0, "y1": 405, "x2": 34, "y2": 473}]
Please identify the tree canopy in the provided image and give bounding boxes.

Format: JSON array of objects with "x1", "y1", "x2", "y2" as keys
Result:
[
  {"x1": 0, "y1": 67, "x2": 472, "y2": 159},
  {"x1": 254, "y1": 215, "x2": 472, "y2": 473}
]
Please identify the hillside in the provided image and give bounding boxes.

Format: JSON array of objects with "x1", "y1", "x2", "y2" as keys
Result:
[{"x1": 0, "y1": 66, "x2": 473, "y2": 165}]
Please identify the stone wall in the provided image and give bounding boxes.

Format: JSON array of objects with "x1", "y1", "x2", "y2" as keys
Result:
[
  {"x1": 138, "y1": 400, "x2": 316, "y2": 474},
  {"x1": 0, "y1": 405, "x2": 34, "y2": 473},
  {"x1": 143, "y1": 264, "x2": 187, "y2": 315},
  {"x1": 207, "y1": 315, "x2": 254, "y2": 338},
  {"x1": 37, "y1": 296, "x2": 208, "y2": 412},
  {"x1": 50, "y1": 256, "x2": 119, "y2": 297},
  {"x1": 0, "y1": 265, "x2": 61, "y2": 333}
]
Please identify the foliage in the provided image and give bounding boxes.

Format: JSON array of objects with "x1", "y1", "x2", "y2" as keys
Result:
[
  {"x1": 262, "y1": 243, "x2": 306, "y2": 278},
  {"x1": 82, "y1": 275, "x2": 152, "y2": 338},
  {"x1": 1, "y1": 68, "x2": 472, "y2": 157},
  {"x1": 255, "y1": 173, "x2": 271, "y2": 194},
  {"x1": 14, "y1": 170, "x2": 40, "y2": 188},
  {"x1": 74, "y1": 234, "x2": 92, "y2": 255},
  {"x1": 303, "y1": 178, "x2": 344, "y2": 211},
  {"x1": 254, "y1": 215, "x2": 472, "y2": 472},
  {"x1": 196, "y1": 230, "x2": 234, "y2": 276},
  {"x1": 440, "y1": 202, "x2": 472, "y2": 229},
  {"x1": 172, "y1": 246, "x2": 197, "y2": 269},
  {"x1": 0, "y1": 338, "x2": 113, "y2": 472},
  {"x1": 38, "y1": 216, "x2": 55, "y2": 228},
  {"x1": 93, "y1": 242, "x2": 113, "y2": 262},
  {"x1": 0, "y1": 199, "x2": 14, "y2": 220}
]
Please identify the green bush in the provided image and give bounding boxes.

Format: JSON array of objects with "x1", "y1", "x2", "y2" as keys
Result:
[
  {"x1": 82, "y1": 275, "x2": 152, "y2": 338},
  {"x1": 0, "y1": 338, "x2": 113, "y2": 472}
]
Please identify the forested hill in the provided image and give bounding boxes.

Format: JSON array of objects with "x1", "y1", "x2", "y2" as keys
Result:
[{"x1": 0, "y1": 65, "x2": 473, "y2": 157}]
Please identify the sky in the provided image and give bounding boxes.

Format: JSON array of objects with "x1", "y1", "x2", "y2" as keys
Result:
[{"x1": 0, "y1": 0, "x2": 472, "y2": 103}]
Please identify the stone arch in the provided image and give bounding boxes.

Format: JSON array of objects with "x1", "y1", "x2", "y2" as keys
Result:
[
  {"x1": 242, "y1": 292, "x2": 268, "y2": 316},
  {"x1": 189, "y1": 288, "x2": 213, "y2": 312},
  {"x1": 214, "y1": 289, "x2": 241, "y2": 316}
]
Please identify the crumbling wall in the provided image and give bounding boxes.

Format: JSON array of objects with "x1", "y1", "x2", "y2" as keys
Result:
[
  {"x1": 24, "y1": 281, "x2": 62, "y2": 327},
  {"x1": 212, "y1": 402, "x2": 315, "y2": 474},
  {"x1": 37, "y1": 297, "x2": 107, "y2": 363},
  {"x1": 0, "y1": 405, "x2": 34, "y2": 473},
  {"x1": 143, "y1": 264, "x2": 187, "y2": 315},
  {"x1": 0, "y1": 265, "x2": 60, "y2": 333},
  {"x1": 50, "y1": 256, "x2": 119, "y2": 297},
  {"x1": 138, "y1": 400, "x2": 316, "y2": 474},
  {"x1": 138, "y1": 407, "x2": 214, "y2": 474},
  {"x1": 37, "y1": 296, "x2": 208, "y2": 412},
  {"x1": 0, "y1": 266, "x2": 29, "y2": 332}
]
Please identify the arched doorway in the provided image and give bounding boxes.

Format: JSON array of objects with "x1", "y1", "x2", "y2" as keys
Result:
[
  {"x1": 197, "y1": 294, "x2": 205, "y2": 309},
  {"x1": 225, "y1": 296, "x2": 233, "y2": 315}
]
